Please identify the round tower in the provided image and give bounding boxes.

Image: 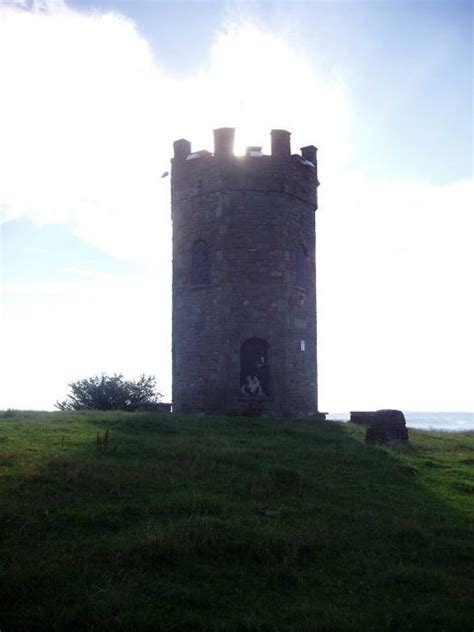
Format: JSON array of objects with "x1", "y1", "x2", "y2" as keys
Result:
[{"x1": 171, "y1": 128, "x2": 321, "y2": 417}]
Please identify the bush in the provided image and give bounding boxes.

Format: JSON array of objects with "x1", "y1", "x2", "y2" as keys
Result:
[{"x1": 56, "y1": 374, "x2": 162, "y2": 412}]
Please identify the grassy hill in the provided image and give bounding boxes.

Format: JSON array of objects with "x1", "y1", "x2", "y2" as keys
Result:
[{"x1": 0, "y1": 411, "x2": 472, "y2": 631}]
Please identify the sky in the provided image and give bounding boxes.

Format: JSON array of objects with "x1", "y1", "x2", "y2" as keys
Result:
[{"x1": 0, "y1": 0, "x2": 472, "y2": 412}]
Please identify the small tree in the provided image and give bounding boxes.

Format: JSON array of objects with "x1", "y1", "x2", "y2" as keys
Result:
[{"x1": 56, "y1": 374, "x2": 162, "y2": 412}]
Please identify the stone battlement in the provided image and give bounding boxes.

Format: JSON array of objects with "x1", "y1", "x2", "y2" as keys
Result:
[{"x1": 172, "y1": 128, "x2": 319, "y2": 209}]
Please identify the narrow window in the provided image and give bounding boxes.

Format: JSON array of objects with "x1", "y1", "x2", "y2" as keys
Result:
[
  {"x1": 296, "y1": 244, "x2": 307, "y2": 289},
  {"x1": 240, "y1": 338, "x2": 269, "y2": 397},
  {"x1": 192, "y1": 240, "x2": 209, "y2": 286}
]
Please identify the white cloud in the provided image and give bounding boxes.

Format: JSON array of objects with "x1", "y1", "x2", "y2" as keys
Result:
[
  {"x1": 1, "y1": 272, "x2": 172, "y2": 408},
  {"x1": 0, "y1": 0, "x2": 172, "y2": 262},
  {"x1": 0, "y1": 1, "x2": 472, "y2": 411},
  {"x1": 318, "y1": 174, "x2": 474, "y2": 411},
  {"x1": 0, "y1": 6, "x2": 350, "y2": 263}
]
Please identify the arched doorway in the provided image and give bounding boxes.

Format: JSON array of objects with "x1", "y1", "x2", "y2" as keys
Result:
[{"x1": 240, "y1": 338, "x2": 269, "y2": 397}]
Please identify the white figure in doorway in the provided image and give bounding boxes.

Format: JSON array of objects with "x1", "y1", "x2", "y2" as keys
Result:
[{"x1": 241, "y1": 375, "x2": 264, "y2": 396}]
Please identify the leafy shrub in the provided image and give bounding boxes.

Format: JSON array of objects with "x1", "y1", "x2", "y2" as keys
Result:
[{"x1": 56, "y1": 374, "x2": 162, "y2": 412}]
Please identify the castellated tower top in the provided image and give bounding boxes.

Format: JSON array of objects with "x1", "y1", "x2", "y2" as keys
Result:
[{"x1": 172, "y1": 128, "x2": 319, "y2": 211}]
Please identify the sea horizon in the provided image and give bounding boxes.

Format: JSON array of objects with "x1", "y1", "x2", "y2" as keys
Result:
[{"x1": 327, "y1": 411, "x2": 474, "y2": 432}]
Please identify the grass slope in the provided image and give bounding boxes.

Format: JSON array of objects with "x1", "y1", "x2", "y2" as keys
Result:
[{"x1": 0, "y1": 411, "x2": 472, "y2": 631}]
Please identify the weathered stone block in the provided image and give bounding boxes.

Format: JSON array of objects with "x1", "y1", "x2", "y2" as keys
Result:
[
  {"x1": 365, "y1": 409, "x2": 409, "y2": 444},
  {"x1": 350, "y1": 411, "x2": 377, "y2": 425},
  {"x1": 137, "y1": 402, "x2": 172, "y2": 413}
]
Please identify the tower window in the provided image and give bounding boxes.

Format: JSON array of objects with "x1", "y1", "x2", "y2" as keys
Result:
[
  {"x1": 296, "y1": 244, "x2": 307, "y2": 289},
  {"x1": 191, "y1": 240, "x2": 210, "y2": 286},
  {"x1": 240, "y1": 338, "x2": 269, "y2": 397}
]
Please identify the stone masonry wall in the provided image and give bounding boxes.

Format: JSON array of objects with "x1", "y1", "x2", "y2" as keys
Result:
[{"x1": 171, "y1": 130, "x2": 319, "y2": 416}]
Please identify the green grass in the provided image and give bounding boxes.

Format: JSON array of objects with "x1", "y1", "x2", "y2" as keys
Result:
[{"x1": 0, "y1": 410, "x2": 472, "y2": 631}]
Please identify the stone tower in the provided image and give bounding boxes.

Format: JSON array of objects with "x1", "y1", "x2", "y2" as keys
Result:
[{"x1": 171, "y1": 128, "x2": 322, "y2": 417}]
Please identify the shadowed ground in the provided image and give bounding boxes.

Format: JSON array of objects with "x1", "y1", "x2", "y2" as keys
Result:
[{"x1": 0, "y1": 411, "x2": 472, "y2": 630}]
